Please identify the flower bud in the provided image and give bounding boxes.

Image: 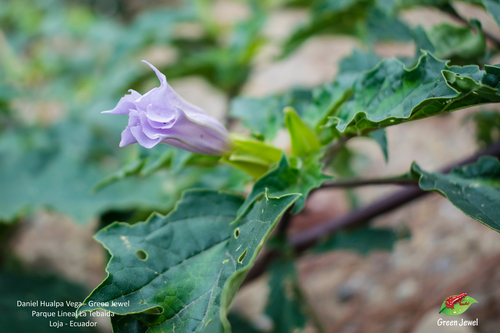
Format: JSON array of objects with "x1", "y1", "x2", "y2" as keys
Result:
[{"x1": 103, "y1": 61, "x2": 234, "y2": 156}]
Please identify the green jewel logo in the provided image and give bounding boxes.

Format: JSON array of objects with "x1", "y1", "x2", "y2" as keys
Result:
[{"x1": 439, "y1": 292, "x2": 478, "y2": 316}]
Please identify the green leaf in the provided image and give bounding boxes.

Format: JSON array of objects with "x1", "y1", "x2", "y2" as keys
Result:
[
  {"x1": 229, "y1": 90, "x2": 314, "y2": 141},
  {"x1": 0, "y1": 122, "x2": 185, "y2": 223},
  {"x1": 482, "y1": 0, "x2": 500, "y2": 28},
  {"x1": 227, "y1": 313, "x2": 263, "y2": 333},
  {"x1": 466, "y1": 110, "x2": 500, "y2": 147},
  {"x1": 314, "y1": 226, "x2": 408, "y2": 255},
  {"x1": 151, "y1": 3, "x2": 266, "y2": 95},
  {"x1": 280, "y1": 0, "x2": 369, "y2": 58},
  {"x1": 0, "y1": 272, "x2": 99, "y2": 333},
  {"x1": 229, "y1": 96, "x2": 284, "y2": 140},
  {"x1": 325, "y1": 52, "x2": 500, "y2": 135},
  {"x1": 110, "y1": 315, "x2": 149, "y2": 333},
  {"x1": 375, "y1": 0, "x2": 483, "y2": 15},
  {"x1": 280, "y1": 0, "x2": 412, "y2": 58},
  {"x1": 438, "y1": 296, "x2": 478, "y2": 316},
  {"x1": 414, "y1": 20, "x2": 486, "y2": 65},
  {"x1": 366, "y1": 129, "x2": 389, "y2": 163},
  {"x1": 0, "y1": 118, "x2": 251, "y2": 222},
  {"x1": 366, "y1": 7, "x2": 413, "y2": 42},
  {"x1": 77, "y1": 189, "x2": 300, "y2": 333},
  {"x1": 229, "y1": 50, "x2": 382, "y2": 145},
  {"x1": 284, "y1": 107, "x2": 321, "y2": 156},
  {"x1": 93, "y1": 147, "x2": 223, "y2": 192},
  {"x1": 412, "y1": 156, "x2": 500, "y2": 232},
  {"x1": 265, "y1": 260, "x2": 308, "y2": 333},
  {"x1": 93, "y1": 159, "x2": 147, "y2": 192},
  {"x1": 307, "y1": 50, "x2": 382, "y2": 135},
  {"x1": 241, "y1": 154, "x2": 331, "y2": 214}
]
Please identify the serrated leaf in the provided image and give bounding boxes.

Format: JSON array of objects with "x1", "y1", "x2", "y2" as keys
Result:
[
  {"x1": 325, "y1": 52, "x2": 500, "y2": 135},
  {"x1": 412, "y1": 156, "x2": 500, "y2": 232},
  {"x1": 314, "y1": 226, "x2": 408, "y2": 255},
  {"x1": 77, "y1": 189, "x2": 300, "y2": 333},
  {"x1": 414, "y1": 20, "x2": 486, "y2": 65},
  {"x1": 284, "y1": 107, "x2": 321, "y2": 156},
  {"x1": 241, "y1": 154, "x2": 331, "y2": 214},
  {"x1": 439, "y1": 296, "x2": 478, "y2": 316},
  {"x1": 307, "y1": 50, "x2": 382, "y2": 135},
  {"x1": 265, "y1": 260, "x2": 308, "y2": 333},
  {"x1": 229, "y1": 50, "x2": 382, "y2": 145}
]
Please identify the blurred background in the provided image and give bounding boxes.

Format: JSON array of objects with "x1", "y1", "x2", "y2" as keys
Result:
[{"x1": 1, "y1": 0, "x2": 500, "y2": 332}]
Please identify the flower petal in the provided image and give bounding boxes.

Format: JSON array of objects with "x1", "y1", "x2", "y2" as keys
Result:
[
  {"x1": 142, "y1": 60, "x2": 167, "y2": 86},
  {"x1": 104, "y1": 60, "x2": 234, "y2": 155},
  {"x1": 130, "y1": 125, "x2": 161, "y2": 149},
  {"x1": 140, "y1": 60, "x2": 229, "y2": 136},
  {"x1": 145, "y1": 103, "x2": 176, "y2": 124},
  {"x1": 119, "y1": 127, "x2": 138, "y2": 147},
  {"x1": 159, "y1": 109, "x2": 233, "y2": 155},
  {"x1": 102, "y1": 89, "x2": 141, "y2": 115}
]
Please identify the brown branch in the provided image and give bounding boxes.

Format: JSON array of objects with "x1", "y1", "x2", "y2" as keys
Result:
[
  {"x1": 291, "y1": 185, "x2": 423, "y2": 251},
  {"x1": 293, "y1": 141, "x2": 500, "y2": 251},
  {"x1": 243, "y1": 140, "x2": 500, "y2": 285}
]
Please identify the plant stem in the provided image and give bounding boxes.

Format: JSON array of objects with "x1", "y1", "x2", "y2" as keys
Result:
[
  {"x1": 322, "y1": 134, "x2": 355, "y2": 166},
  {"x1": 243, "y1": 140, "x2": 500, "y2": 285},
  {"x1": 291, "y1": 185, "x2": 423, "y2": 251},
  {"x1": 294, "y1": 140, "x2": 500, "y2": 250}
]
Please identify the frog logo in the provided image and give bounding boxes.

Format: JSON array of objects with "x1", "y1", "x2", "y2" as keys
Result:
[{"x1": 439, "y1": 292, "x2": 478, "y2": 316}]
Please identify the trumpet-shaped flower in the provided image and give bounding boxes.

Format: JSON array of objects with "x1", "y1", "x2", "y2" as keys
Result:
[{"x1": 104, "y1": 61, "x2": 234, "y2": 156}]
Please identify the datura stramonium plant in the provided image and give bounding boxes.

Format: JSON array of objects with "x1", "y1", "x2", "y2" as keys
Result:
[{"x1": 103, "y1": 60, "x2": 234, "y2": 156}]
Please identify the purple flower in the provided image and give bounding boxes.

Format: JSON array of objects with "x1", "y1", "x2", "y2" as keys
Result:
[{"x1": 103, "y1": 61, "x2": 234, "y2": 156}]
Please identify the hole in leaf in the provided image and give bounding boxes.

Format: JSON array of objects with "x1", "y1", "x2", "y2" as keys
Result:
[
  {"x1": 238, "y1": 249, "x2": 247, "y2": 264},
  {"x1": 144, "y1": 307, "x2": 163, "y2": 314},
  {"x1": 135, "y1": 249, "x2": 148, "y2": 261},
  {"x1": 234, "y1": 228, "x2": 240, "y2": 239}
]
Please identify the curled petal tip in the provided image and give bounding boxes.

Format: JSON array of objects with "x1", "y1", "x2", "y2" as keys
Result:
[{"x1": 142, "y1": 60, "x2": 166, "y2": 85}]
